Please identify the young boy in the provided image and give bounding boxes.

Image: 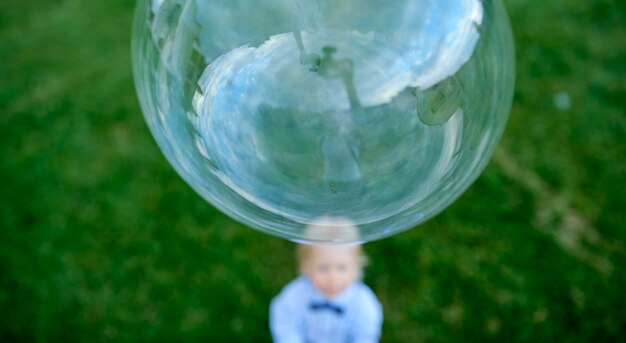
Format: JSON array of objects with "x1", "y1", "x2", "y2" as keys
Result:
[{"x1": 270, "y1": 217, "x2": 383, "y2": 343}]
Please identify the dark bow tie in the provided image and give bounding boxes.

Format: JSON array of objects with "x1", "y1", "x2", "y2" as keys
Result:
[{"x1": 310, "y1": 301, "x2": 344, "y2": 316}]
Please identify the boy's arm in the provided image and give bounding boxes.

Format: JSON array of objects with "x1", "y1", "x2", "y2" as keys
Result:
[
  {"x1": 269, "y1": 292, "x2": 306, "y2": 343},
  {"x1": 351, "y1": 289, "x2": 383, "y2": 343}
]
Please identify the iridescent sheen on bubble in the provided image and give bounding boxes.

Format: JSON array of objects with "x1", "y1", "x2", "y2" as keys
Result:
[{"x1": 132, "y1": 0, "x2": 515, "y2": 243}]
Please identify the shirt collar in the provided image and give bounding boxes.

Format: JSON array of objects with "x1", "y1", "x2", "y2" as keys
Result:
[{"x1": 302, "y1": 275, "x2": 357, "y2": 309}]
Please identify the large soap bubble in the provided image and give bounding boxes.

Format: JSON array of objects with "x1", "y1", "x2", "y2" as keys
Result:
[{"x1": 132, "y1": 0, "x2": 515, "y2": 243}]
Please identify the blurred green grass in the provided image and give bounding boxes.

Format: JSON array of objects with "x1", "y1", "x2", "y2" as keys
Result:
[{"x1": 1, "y1": 0, "x2": 625, "y2": 341}]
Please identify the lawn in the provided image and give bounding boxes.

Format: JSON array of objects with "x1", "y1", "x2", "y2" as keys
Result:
[{"x1": 1, "y1": 0, "x2": 625, "y2": 341}]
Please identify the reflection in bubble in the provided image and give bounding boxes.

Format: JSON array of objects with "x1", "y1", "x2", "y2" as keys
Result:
[{"x1": 133, "y1": 0, "x2": 515, "y2": 242}]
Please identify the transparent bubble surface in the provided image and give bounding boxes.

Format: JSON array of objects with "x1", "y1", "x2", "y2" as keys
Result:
[{"x1": 132, "y1": 0, "x2": 515, "y2": 243}]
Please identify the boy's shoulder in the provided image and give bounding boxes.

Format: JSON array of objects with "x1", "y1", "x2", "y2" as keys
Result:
[
  {"x1": 282, "y1": 275, "x2": 311, "y2": 293},
  {"x1": 273, "y1": 276, "x2": 313, "y2": 303},
  {"x1": 347, "y1": 281, "x2": 382, "y2": 313}
]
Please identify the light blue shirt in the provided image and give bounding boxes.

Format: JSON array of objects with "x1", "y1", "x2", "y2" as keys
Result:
[{"x1": 270, "y1": 276, "x2": 383, "y2": 343}]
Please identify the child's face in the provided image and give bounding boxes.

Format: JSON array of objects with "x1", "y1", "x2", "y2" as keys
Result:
[{"x1": 302, "y1": 245, "x2": 360, "y2": 299}]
